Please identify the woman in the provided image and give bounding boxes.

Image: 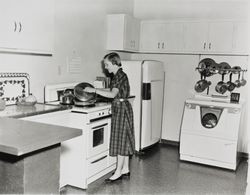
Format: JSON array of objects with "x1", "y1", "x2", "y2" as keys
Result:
[{"x1": 84, "y1": 52, "x2": 135, "y2": 182}]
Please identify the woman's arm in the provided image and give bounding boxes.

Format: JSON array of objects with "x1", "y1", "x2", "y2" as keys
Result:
[{"x1": 84, "y1": 87, "x2": 118, "y2": 99}]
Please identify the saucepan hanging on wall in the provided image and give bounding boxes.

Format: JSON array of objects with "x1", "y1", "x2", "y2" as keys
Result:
[{"x1": 194, "y1": 74, "x2": 211, "y2": 93}]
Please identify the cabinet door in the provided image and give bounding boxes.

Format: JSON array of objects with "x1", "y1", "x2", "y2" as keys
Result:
[
  {"x1": 124, "y1": 15, "x2": 140, "y2": 51},
  {"x1": 232, "y1": 21, "x2": 248, "y2": 54},
  {"x1": 16, "y1": 0, "x2": 54, "y2": 53},
  {"x1": 0, "y1": 0, "x2": 54, "y2": 54},
  {"x1": 140, "y1": 22, "x2": 165, "y2": 52},
  {"x1": 106, "y1": 14, "x2": 125, "y2": 51},
  {"x1": 183, "y1": 22, "x2": 208, "y2": 52},
  {"x1": 0, "y1": 1, "x2": 18, "y2": 49},
  {"x1": 106, "y1": 14, "x2": 139, "y2": 52},
  {"x1": 131, "y1": 17, "x2": 140, "y2": 50},
  {"x1": 208, "y1": 21, "x2": 234, "y2": 53},
  {"x1": 163, "y1": 22, "x2": 184, "y2": 52}
]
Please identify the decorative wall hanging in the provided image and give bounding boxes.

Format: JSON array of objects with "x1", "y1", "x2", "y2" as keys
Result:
[{"x1": 0, "y1": 73, "x2": 30, "y2": 105}]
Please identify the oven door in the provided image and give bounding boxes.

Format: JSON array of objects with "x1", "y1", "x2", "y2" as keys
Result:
[{"x1": 87, "y1": 118, "x2": 110, "y2": 158}]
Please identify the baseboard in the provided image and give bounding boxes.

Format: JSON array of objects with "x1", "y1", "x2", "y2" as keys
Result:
[
  {"x1": 160, "y1": 139, "x2": 179, "y2": 147},
  {"x1": 238, "y1": 152, "x2": 249, "y2": 160},
  {"x1": 160, "y1": 139, "x2": 249, "y2": 160}
]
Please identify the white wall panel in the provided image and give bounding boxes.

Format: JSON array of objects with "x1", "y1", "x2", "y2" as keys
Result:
[
  {"x1": 0, "y1": 0, "x2": 134, "y2": 102},
  {"x1": 134, "y1": 0, "x2": 248, "y2": 20}
]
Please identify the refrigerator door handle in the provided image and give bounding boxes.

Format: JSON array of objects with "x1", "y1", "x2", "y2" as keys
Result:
[{"x1": 142, "y1": 83, "x2": 151, "y2": 100}]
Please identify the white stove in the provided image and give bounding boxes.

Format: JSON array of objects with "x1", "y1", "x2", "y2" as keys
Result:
[{"x1": 28, "y1": 82, "x2": 116, "y2": 189}]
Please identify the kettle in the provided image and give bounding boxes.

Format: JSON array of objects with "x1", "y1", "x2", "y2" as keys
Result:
[{"x1": 60, "y1": 89, "x2": 75, "y2": 105}]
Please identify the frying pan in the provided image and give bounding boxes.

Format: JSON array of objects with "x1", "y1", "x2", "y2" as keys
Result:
[{"x1": 74, "y1": 82, "x2": 96, "y2": 102}]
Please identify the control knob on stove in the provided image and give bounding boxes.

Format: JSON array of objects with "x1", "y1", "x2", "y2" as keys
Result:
[{"x1": 108, "y1": 108, "x2": 112, "y2": 114}]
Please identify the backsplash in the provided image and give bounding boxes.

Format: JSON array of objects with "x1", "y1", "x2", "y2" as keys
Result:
[{"x1": 0, "y1": 73, "x2": 30, "y2": 105}]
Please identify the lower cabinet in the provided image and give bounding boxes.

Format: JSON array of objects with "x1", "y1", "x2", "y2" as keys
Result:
[{"x1": 21, "y1": 111, "x2": 116, "y2": 189}]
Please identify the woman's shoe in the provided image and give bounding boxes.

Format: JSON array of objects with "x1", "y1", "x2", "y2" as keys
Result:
[
  {"x1": 105, "y1": 175, "x2": 123, "y2": 183},
  {"x1": 122, "y1": 172, "x2": 130, "y2": 177}
]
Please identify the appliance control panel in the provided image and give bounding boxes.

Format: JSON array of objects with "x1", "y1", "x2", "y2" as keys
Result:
[{"x1": 88, "y1": 108, "x2": 111, "y2": 120}]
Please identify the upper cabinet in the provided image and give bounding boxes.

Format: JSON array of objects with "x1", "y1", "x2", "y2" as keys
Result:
[
  {"x1": 232, "y1": 21, "x2": 249, "y2": 55},
  {"x1": 0, "y1": 0, "x2": 54, "y2": 55},
  {"x1": 183, "y1": 21, "x2": 248, "y2": 55},
  {"x1": 140, "y1": 21, "x2": 184, "y2": 53},
  {"x1": 183, "y1": 21, "x2": 232, "y2": 54},
  {"x1": 106, "y1": 14, "x2": 248, "y2": 55},
  {"x1": 106, "y1": 14, "x2": 140, "y2": 52}
]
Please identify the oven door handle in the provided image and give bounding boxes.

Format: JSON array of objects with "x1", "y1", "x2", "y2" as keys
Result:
[
  {"x1": 90, "y1": 114, "x2": 112, "y2": 123},
  {"x1": 91, "y1": 155, "x2": 107, "y2": 164},
  {"x1": 92, "y1": 123, "x2": 108, "y2": 129}
]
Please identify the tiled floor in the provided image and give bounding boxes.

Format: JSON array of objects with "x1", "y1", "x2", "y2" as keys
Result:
[{"x1": 61, "y1": 144, "x2": 248, "y2": 194}]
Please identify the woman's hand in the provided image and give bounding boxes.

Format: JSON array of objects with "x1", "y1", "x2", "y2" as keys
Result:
[{"x1": 84, "y1": 87, "x2": 95, "y2": 93}]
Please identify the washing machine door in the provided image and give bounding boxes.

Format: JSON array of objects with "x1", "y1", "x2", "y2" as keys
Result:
[{"x1": 200, "y1": 106, "x2": 223, "y2": 129}]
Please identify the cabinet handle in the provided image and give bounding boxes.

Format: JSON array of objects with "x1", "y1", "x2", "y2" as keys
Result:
[
  {"x1": 158, "y1": 42, "x2": 160, "y2": 49},
  {"x1": 91, "y1": 155, "x2": 107, "y2": 164},
  {"x1": 14, "y1": 21, "x2": 17, "y2": 32},
  {"x1": 19, "y1": 22, "x2": 22, "y2": 32},
  {"x1": 162, "y1": 42, "x2": 164, "y2": 49},
  {"x1": 203, "y1": 42, "x2": 206, "y2": 50},
  {"x1": 209, "y1": 43, "x2": 211, "y2": 50}
]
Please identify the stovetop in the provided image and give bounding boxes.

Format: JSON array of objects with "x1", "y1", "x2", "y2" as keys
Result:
[{"x1": 71, "y1": 102, "x2": 111, "y2": 113}]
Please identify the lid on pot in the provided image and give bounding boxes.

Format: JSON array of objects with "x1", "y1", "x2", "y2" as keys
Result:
[{"x1": 197, "y1": 58, "x2": 216, "y2": 77}]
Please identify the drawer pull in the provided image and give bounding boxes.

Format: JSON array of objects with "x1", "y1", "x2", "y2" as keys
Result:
[
  {"x1": 91, "y1": 155, "x2": 107, "y2": 164},
  {"x1": 92, "y1": 123, "x2": 108, "y2": 129}
]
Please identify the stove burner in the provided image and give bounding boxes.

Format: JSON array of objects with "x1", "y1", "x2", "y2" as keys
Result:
[{"x1": 74, "y1": 103, "x2": 95, "y2": 108}]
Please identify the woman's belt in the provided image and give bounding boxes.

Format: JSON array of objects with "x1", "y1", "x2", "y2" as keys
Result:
[{"x1": 113, "y1": 98, "x2": 128, "y2": 102}]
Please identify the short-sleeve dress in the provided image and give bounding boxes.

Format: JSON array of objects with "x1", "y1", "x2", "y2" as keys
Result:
[{"x1": 109, "y1": 68, "x2": 135, "y2": 156}]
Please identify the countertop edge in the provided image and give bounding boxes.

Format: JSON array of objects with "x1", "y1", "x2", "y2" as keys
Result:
[{"x1": 16, "y1": 129, "x2": 82, "y2": 156}]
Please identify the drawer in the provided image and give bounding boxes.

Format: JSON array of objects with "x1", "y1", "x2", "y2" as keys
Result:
[
  {"x1": 180, "y1": 133, "x2": 237, "y2": 164},
  {"x1": 87, "y1": 151, "x2": 108, "y2": 178}
]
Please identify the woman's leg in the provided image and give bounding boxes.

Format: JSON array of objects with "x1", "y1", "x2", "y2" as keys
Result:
[
  {"x1": 109, "y1": 155, "x2": 124, "y2": 180},
  {"x1": 121, "y1": 156, "x2": 129, "y2": 174}
]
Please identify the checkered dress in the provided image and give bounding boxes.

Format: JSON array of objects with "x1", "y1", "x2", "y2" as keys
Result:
[{"x1": 109, "y1": 68, "x2": 135, "y2": 156}]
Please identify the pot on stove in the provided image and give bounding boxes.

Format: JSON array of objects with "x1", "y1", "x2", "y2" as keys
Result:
[
  {"x1": 73, "y1": 82, "x2": 97, "y2": 106},
  {"x1": 60, "y1": 89, "x2": 75, "y2": 105}
]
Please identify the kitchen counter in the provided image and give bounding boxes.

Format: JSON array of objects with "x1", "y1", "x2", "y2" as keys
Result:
[
  {"x1": 0, "y1": 102, "x2": 69, "y2": 118},
  {"x1": 0, "y1": 117, "x2": 81, "y2": 156},
  {"x1": 0, "y1": 106, "x2": 81, "y2": 194}
]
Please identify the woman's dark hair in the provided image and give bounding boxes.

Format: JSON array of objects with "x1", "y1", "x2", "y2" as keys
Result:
[{"x1": 104, "y1": 52, "x2": 122, "y2": 67}]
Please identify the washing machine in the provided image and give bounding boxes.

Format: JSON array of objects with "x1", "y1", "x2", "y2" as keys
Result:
[{"x1": 179, "y1": 98, "x2": 243, "y2": 170}]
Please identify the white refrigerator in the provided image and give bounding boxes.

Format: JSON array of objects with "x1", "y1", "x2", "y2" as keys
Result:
[{"x1": 122, "y1": 60, "x2": 164, "y2": 152}]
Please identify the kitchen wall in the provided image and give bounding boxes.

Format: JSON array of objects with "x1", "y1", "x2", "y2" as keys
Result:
[
  {"x1": 0, "y1": 0, "x2": 133, "y2": 102},
  {"x1": 132, "y1": 0, "x2": 249, "y2": 153},
  {"x1": 134, "y1": 0, "x2": 248, "y2": 20}
]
